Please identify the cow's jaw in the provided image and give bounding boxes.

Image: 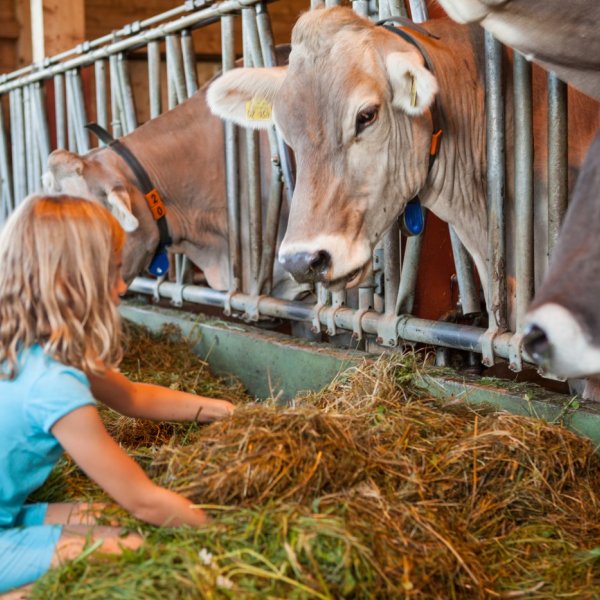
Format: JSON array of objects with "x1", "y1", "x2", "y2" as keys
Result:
[{"x1": 523, "y1": 303, "x2": 600, "y2": 379}]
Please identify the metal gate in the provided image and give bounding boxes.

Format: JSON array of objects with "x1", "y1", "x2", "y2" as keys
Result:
[{"x1": 0, "y1": 0, "x2": 576, "y2": 379}]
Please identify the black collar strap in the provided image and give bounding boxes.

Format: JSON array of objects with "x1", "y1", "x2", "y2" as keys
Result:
[
  {"x1": 85, "y1": 123, "x2": 172, "y2": 276},
  {"x1": 377, "y1": 18, "x2": 444, "y2": 236}
]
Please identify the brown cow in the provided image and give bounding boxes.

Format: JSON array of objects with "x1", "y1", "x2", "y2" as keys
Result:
[
  {"x1": 43, "y1": 64, "x2": 306, "y2": 301},
  {"x1": 207, "y1": 7, "x2": 598, "y2": 312},
  {"x1": 436, "y1": 0, "x2": 600, "y2": 100}
]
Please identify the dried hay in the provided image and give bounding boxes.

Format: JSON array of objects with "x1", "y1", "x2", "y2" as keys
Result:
[{"x1": 30, "y1": 324, "x2": 600, "y2": 599}]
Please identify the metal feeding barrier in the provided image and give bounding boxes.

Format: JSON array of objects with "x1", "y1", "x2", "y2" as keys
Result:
[{"x1": 0, "y1": 0, "x2": 571, "y2": 375}]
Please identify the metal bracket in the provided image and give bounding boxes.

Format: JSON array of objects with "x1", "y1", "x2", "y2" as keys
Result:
[
  {"x1": 507, "y1": 332, "x2": 524, "y2": 372},
  {"x1": 325, "y1": 304, "x2": 343, "y2": 337},
  {"x1": 223, "y1": 289, "x2": 238, "y2": 317},
  {"x1": 170, "y1": 282, "x2": 186, "y2": 308},
  {"x1": 376, "y1": 315, "x2": 399, "y2": 347},
  {"x1": 481, "y1": 326, "x2": 500, "y2": 367},
  {"x1": 311, "y1": 302, "x2": 326, "y2": 334},
  {"x1": 243, "y1": 295, "x2": 266, "y2": 323},
  {"x1": 352, "y1": 308, "x2": 370, "y2": 341},
  {"x1": 150, "y1": 274, "x2": 166, "y2": 304}
]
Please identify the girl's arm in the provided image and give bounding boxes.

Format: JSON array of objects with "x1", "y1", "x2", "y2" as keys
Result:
[
  {"x1": 88, "y1": 369, "x2": 234, "y2": 422},
  {"x1": 52, "y1": 405, "x2": 208, "y2": 527}
]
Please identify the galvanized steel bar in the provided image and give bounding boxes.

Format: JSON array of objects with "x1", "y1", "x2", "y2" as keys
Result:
[
  {"x1": 547, "y1": 73, "x2": 568, "y2": 256},
  {"x1": 147, "y1": 41, "x2": 162, "y2": 118},
  {"x1": 9, "y1": 89, "x2": 26, "y2": 203},
  {"x1": 109, "y1": 55, "x2": 124, "y2": 138},
  {"x1": 242, "y1": 6, "x2": 263, "y2": 295},
  {"x1": 166, "y1": 34, "x2": 187, "y2": 107},
  {"x1": 53, "y1": 74, "x2": 66, "y2": 149},
  {"x1": 513, "y1": 53, "x2": 534, "y2": 329},
  {"x1": 32, "y1": 83, "x2": 50, "y2": 180},
  {"x1": 221, "y1": 14, "x2": 241, "y2": 290},
  {"x1": 257, "y1": 169, "x2": 283, "y2": 294},
  {"x1": 94, "y1": 60, "x2": 108, "y2": 139},
  {"x1": 449, "y1": 226, "x2": 480, "y2": 316},
  {"x1": 395, "y1": 233, "x2": 424, "y2": 314},
  {"x1": 383, "y1": 224, "x2": 400, "y2": 315},
  {"x1": 484, "y1": 32, "x2": 507, "y2": 333},
  {"x1": 23, "y1": 85, "x2": 35, "y2": 194},
  {"x1": 129, "y1": 276, "x2": 520, "y2": 361},
  {"x1": 0, "y1": 98, "x2": 14, "y2": 216},
  {"x1": 407, "y1": 0, "x2": 427, "y2": 22},
  {"x1": 117, "y1": 54, "x2": 138, "y2": 133},
  {"x1": 352, "y1": 1, "x2": 369, "y2": 17},
  {"x1": 70, "y1": 70, "x2": 90, "y2": 153},
  {"x1": 180, "y1": 30, "x2": 198, "y2": 98}
]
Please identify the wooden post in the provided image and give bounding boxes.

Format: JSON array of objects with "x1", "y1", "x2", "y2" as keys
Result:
[{"x1": 30, "y1": 0, "x2": 85, "y2": 61}]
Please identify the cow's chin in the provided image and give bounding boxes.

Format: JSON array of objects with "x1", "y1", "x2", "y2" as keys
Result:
[{"x1": 323, "y1": 263, "x2": 370, "y2": 292}]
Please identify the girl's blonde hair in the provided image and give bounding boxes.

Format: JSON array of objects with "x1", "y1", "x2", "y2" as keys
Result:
[{"x1": 0, "y1": 194, "x2": 126, "y2": 379}]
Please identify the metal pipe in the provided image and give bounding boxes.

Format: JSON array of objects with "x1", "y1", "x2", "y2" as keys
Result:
[
  {"x1": 147, "y1": 41, "x2": 162, "y2": 119},
  {"x1": 383, "y1": 223, "x2": 400, "y2": 315},
  {"x1": 117, "y1": 54, "x2": 138, "y2": 133},
  {"x1": 65, "y1": 74, "x2": 77, "y2": 151},
  {"x1": 484, "y1": 32, "x2": 507, "y2": 332},
  {"x1": 109, "y1": 55, "x2": 123, "y2": 138},
  {"x1": 128, "y1": 276, "x2": 521, "y2": 361},
  {"x1": 166, "y1": 34, "x2": 187, "y2": 107},
  {"x1": 9, "y1": 89, "x2": 26, "y2": 204},
  {"x1": 408, "y1": 0, "x2": 427, "y2": 22},
  {"x1": 242, "y1": 7, "x2": 263, "y2": 295},
  {"x1": 221, "y1": 14, "x2": 241, "y2": 290},
  {"x1": 69, "y1": 70, "x2": 90, "y2": 153},
  {"x1": 547, "y1": 72, "x2": 568, "y2": 257},
  {"x1": 395, "y1": 233, "x2": 424, "y2": 314},
  {"x1": 352, "y1": 1, "x2": 369, "y2": 17},
  {"x1": 0, "y1": 98, "x2": 14, "y2": 215},
  {"x1": 94, "y1": 60, "x2": 108, "y2": 140},
  {"x1": 449, "y1": 226, "x2": 480, "y2": 316},
  {"x1": 180, "y1": 30, "x2": 198, "y2": 98},
  {"x1": 32, "y1": 83, "x2": 50, "y2": 180},
  {"x1": 23, "y1": 85, "x2": 35, "y2": 194},
  {"x1": 513, "y1": 52, "x2": 534, "y2": 330},
  {"x1": 53, "y1": 73, "x2": 66, "y2": 149}
]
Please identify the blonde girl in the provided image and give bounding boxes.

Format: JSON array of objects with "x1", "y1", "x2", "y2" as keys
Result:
[{"x1": 0, "y1": 194, "x2": 234, "y2": 596}]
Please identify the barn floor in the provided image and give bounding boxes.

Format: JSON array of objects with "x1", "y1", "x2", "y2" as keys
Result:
[{"x1": 24, "y1": 315, "x2": 600, "y2": 598}]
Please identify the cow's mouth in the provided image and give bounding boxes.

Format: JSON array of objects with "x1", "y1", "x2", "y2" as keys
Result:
[{"x1": 323, "y1": 263, "x2": 369, "y2": 292}]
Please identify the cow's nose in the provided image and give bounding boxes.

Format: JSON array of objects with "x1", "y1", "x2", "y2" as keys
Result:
[
  {"x1": 280, "y1": 250, "x2": 331, "y2": 283},
  {"x1": 522, "y1": 324, "x2": 551, "y2": 365}
]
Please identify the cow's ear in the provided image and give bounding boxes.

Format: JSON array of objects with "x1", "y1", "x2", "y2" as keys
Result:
[
  {"x1": 207, "y1": 66, "x2": 287, "y2": 129},
  {"x1": 106, "y1": 188, "x2": 139, "y2": 232},
  {"x1": 385, "y1": 52, "x2": 438, "y2": 116},
  {"x1": 46, "y1": 149, "x2": 85, "y2": 177}
]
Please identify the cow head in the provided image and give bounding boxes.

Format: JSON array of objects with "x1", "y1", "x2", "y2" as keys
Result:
[
  {"x1": 43, "y1": 148, "x2": 160, "y2": 283},
  {"x1": 523, "y1": 132, "x2": 600, "y2": 379},
  {"x1": 208, "y1": 7, "x2": 438, "y2": 290}
]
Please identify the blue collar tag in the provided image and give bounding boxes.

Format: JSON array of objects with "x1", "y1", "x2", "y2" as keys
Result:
[
  {"x1": 148, "y1": 250, "x2": 170, "y2": 277},
  {"x1": 401, "y1": 198, "x2": 425, "y2": 237}
]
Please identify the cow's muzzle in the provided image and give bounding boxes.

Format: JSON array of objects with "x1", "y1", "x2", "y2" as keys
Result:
[
  {"x1": 280, "y1": 250, "x2": 332, "y2": 284},
  {"x1": 522, "y1": 324, "x2": 551, "y2": 367}
]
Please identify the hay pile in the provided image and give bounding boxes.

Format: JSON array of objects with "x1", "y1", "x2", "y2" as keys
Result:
[{"x1": 31, "y1": 324, "x2": 600, "y2": 599}]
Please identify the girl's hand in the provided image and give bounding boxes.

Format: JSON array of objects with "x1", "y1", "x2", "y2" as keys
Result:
[{"x1": 196, "y1": 398, "x2": 235, "y2": 422}]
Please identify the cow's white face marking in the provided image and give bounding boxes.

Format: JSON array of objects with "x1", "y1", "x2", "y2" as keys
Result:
[
  {"x1": 436, "y1": 0, "x2": 492, "y2": 24},
  {"x1": 524, "y1": 303, "x2": 600, "y2": 378}
]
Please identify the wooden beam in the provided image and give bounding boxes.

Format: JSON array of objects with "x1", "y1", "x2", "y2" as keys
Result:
[{"x1": 30, "y1": 0, "x2": 85, "y2": 61}]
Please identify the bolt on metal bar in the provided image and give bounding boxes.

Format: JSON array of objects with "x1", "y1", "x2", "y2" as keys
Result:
[
  {"x1": 221, "y1": 14, "x2": 241, "y2": 291},
  {"x1": 147, "y1": 41, "x2": 162, "y2": 119},
  {"x1": 53, "y1": 74, "x2": 66, "y2": 149},
  {"x1": 547, "y1": 72, "x2": 568, "y2": 257},
  {"x1": 180, "y1": 30, "x2": 198, "y2": 97}
]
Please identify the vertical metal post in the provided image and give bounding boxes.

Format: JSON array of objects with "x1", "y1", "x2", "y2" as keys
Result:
[
  {"x1": 66, "y1": 73, "x2": 77, "y2": 151},
  {"x1": 68, "y1": 70, "x2": 90, "y2": 153},
  {"x1": 9, "y1": 89, "x2": 26, "y2": 204},
  {"x1": 449, "y1": 227, "x2": 480, "y2": 315},
  {"x1": 221, "y1": 14, "x2": 241, "y2": 291},
  {"x1": 181, "y1": 30, "x2": 198, "y2": 98},
  {"x1": 383, "y1": 225, "x2": 400, "y2": 315},
  {"x1": 54, "y1": 74, "x2": 66, "y2": 150},
  {"x1": 94, "y1": 60, "x2": 108, "y2": 142},
  {"x1": 352, "y1": 1, "x2": 369, "y2": 17},
  {"x1": 109, "y1": 55, "x2": 124, "y2": 138},
  {"x1": 166, "y1": 34, "x2": 187, "y2": 108},
  {"x1": 23, "y1": 85, "x2": 35, "y2": 193},
  {"x1": 395, "y1": 234, "x2": 424, "y2": 314},
  {"x1": 147, "y1": 41, "x2": 162, "y2": 119},
  {"x1": 481, "y1": 32, "x2": 507, "y2": 367},
  {"x1": 507, "y1": 51, "x2": 534, "y2": 371},
  {"x1": 0, "y1": 98, "x2": 14, "y2": 218},
  {"x1": 117, "y1": 54, "x2": 137, "y2": 134},
  {"x1": 32, "y1": 82, "x2": 50, "y2": 178},
  {"x1": 408, "y1": 0, "x2": 427, "y2": 22},
  {"x1": 242, "y1": 6, "x2": 263, "y2": 295},
  {"x1": 547, "y1": 73, "x2": 568, "y2": 257}
]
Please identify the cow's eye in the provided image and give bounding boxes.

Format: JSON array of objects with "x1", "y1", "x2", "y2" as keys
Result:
[{"x1": 355, "y1": 106, "x2": 379, "y2": 135}]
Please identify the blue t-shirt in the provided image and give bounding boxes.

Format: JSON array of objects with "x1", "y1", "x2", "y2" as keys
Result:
[{"x1": 0, "y1": 345, "x2": 96, "y2": 527}]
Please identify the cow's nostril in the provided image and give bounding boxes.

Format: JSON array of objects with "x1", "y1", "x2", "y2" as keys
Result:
[
  {"x1": 309, "y1": 250, "x2": 331, "y2": 275},
  {"x1": 523, "y1": 324, "x2": 551, "y2": 365}
]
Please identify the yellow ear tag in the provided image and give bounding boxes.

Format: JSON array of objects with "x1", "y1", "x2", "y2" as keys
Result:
[
  {"x1": 409, "y1": 74, "x2": 418, "y2": 108},
  {"x1": 246, "y1": 98, "x2": 272, "y2": 121}
]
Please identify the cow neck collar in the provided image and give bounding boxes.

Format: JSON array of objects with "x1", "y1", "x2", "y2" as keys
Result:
[
  {"x1": 85, "y1": 122, "x2": 172, "y2": 277},
  {"x1": 377, "y1": 18, "x2": 444, "y2": 236}
]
